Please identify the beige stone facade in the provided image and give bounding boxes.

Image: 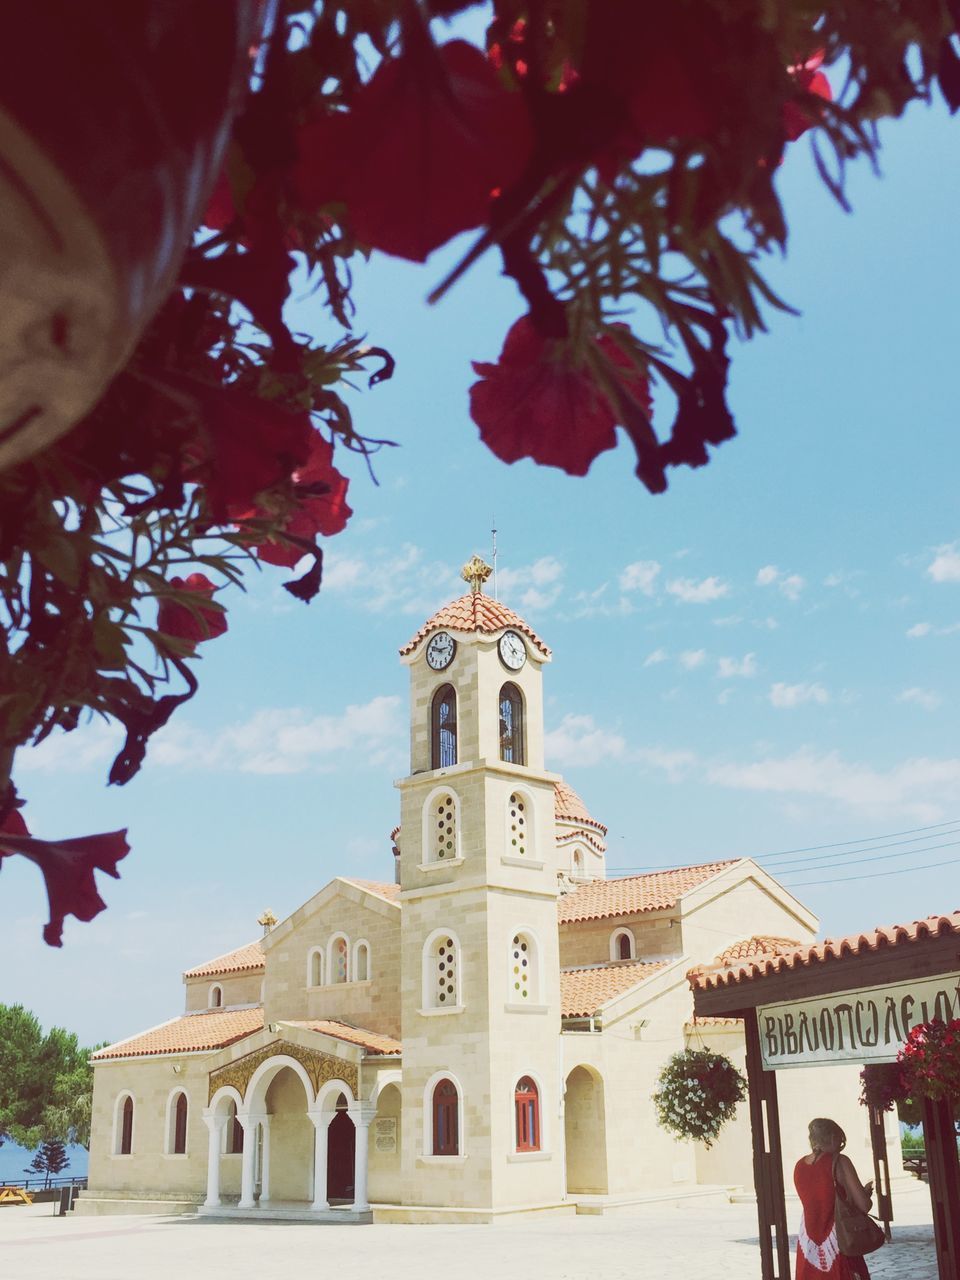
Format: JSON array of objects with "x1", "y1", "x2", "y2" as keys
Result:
[{"x1": 80, "y1": 581, "x2": 887, "y2": 1224}]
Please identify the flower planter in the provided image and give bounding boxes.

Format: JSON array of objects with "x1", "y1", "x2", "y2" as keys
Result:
[{"x1": 0, "y1": 2, "x2": 259, "y2": 473}]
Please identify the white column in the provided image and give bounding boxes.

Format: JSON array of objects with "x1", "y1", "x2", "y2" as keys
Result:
[
  {"x1": 259, "y1": 1117, "x2": 272, "y2": 1204},
  {"x1": 202, "y1": 1112, "x2": 225, "y2": 1208},
  {"x1": 310, "y1": 1112, "x2": 334, "y2": 1211},
  {"x1": 238, "y1": 1116, "x2": 258, "y2": 1209},
  {"x1": 349, "y1": 1102, "x2": 376, "y2": 1213}
]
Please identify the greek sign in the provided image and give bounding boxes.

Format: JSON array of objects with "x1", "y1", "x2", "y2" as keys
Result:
[
  {"x1": 758, "y1": 971, "x2": 960, "y2": 1070},
  {"x1": 374, "y1": 1117, "x2": 397, "y2": 1153}
]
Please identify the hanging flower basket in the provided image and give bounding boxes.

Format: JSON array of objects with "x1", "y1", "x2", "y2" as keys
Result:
[
  {"x1": 897, "y1": 1019, "x2": 960, "y2": 1105},
  {"x1": 652, "y1": 1049, "x2": 747, "y2": 1148},
  {"x1": 859, "y1": 1062, "x2": 908, "y2": 1113}
]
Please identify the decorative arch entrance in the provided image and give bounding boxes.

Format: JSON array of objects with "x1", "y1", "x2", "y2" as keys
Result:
[
  {"x1": 326, "y1": 1093, "x2": 355, "y2": 1203},
  {"x1": 564, "y1": 1065, "x2": 608, "y2": 1194}
]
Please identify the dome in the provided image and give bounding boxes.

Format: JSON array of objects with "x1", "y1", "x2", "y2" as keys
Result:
[
  {"x1": 553, "y1": 780, "x2": 607, "y2": 834},
  {"x1": 400, "y1": 590, "x2": 551, "y2": 659}
]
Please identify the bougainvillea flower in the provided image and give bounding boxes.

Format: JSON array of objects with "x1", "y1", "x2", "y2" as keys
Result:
[
  {"x1": 170, "y1": 374, "x2": 314, "y2": 518},
  {"x1": 471, "y1": 316, "x2": 652, "y2": 477},
  {"x1": 296, "y1": 40, "x2": 533, "y2": 262},
  {"x1": 255, "y1": 433, "x2": 352, "y2": 568},
  {"x1": 0, "y1": 813, "x2": 130, "y2": 947},
  {"x1": 783, "y1": 67, "x2": 832, "y2": 142},
  {"x1": 157, "y1": 573, "x2": 228, "y2": 647}
]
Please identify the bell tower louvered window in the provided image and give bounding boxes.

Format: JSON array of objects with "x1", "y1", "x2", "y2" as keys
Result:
[
  {"x1": 431, "y1": 685, "x2": 457, "y2": 769},
  {"x1": 499, "y1": 682, "x2": 525, "y2": 764}
]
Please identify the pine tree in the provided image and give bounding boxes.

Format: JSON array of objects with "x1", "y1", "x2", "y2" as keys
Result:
[{"x1": 23, "y1": 1138, "x2": 69, "y2": 1188}]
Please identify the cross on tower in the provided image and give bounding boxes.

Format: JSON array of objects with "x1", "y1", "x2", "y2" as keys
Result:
[{"x1": 461, "y1": 555, "x2": 492, "y2": 595}]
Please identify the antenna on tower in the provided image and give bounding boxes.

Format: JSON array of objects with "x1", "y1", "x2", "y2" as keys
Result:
[{"x1": 491, "y1": 515, "x2": 498, "y2": 599}]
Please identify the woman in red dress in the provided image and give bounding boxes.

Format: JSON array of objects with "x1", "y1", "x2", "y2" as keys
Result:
[{"x1": 794, "y1": 1118, "x2": 874, "y2": 1280}]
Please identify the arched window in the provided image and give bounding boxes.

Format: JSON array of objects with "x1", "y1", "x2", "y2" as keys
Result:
[
  {"x1": 170, "y1": 1091, "x2": 188, "y2": 1155},
  {"x1": 307, "y1": 947, "x2": 324, "y2": 987},
  {"x1": 506, "y1": 790, "x2": 531, "y2": 858},
  {"x1": 499, "y1": 682, "x2": 525, "y2": 764},
  {"x1": 208, "y1": 984, "x2": 223, "y2": 1008},
  {"x1": 508, "y1": 931, "x2": 540, "y2": 1004},
  {"x1": 610, "y1": 927, "x2": 635, "y2": 961},
  {"x1": 116, "y1": 1094, "x2": 134, "y2": 1155},
  {"x1": 224, "y1": 1098, "x2": 243, "y2": 1154},
  {"x1": 431, "y1": 685, "x2": 457, "y2": 769},
  {"x1": 432, "y1": 1079, "x2": 459, "y2": 1155},
  {"x1": 330, "y1": 934, "x2": 349, "y2": 983},
  {"x1": 426, "y1": 789, "x2": 460, "y2": 863},
  {"x1": 515, "y1": 1077, "x2": 541, "y2": 1152},
  {"x1": 422, "y1": 931, "x2": 461, "y2": 1010},
  {"x1": 354, "y1": 940, "x2": 370, "y2": 982}
]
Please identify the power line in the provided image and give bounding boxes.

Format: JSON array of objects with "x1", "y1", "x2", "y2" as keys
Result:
[
  {"x1": 608, "y1": 817, "x2": 960, "y2": 875},
  {"x1": 781, "y1": 853, "x2": 960, "y2": 888},
  {"x1": 743, "y1": 836, "x2": 960, "y2": 877}
]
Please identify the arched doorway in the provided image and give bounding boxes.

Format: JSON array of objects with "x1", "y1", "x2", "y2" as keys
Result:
[
  {"x1": 327, "y1": 1092, "x2": 355, "y2": 1203},
  {"x1": 263, "y1": 1066, "x2": 312, "y2": 1202},
  {"x1": 368, "y1": 1080, "x2": 402, "y2": 1205},
  {"x1": 564, "y1": 1065, "x2": 608, "y2": 1194}
]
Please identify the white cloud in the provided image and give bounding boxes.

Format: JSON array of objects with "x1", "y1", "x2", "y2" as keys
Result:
[
  {"x1": 717, "y1": 653, "x2": 757, "y2": 679},
  {"x1": 907, "y1": 620, "x2": 960, "y2": 638},
  {"x1": 151, "y1": 696, "x2": 404, "y2": 775},
  {"x1": 707, "y1": 749, "x2": 960, "y2": 821},
  {"x1": 897, "y1": 687, "x2": 942, "y2": 712},
  {"x1": 927, "y1": 543, "x2": 960, "y2": 583},
  {"x1": 756, "y1": 564, "x2": 805, "y2": 601},
  {"x1": 544, "y1": 714, "x2": 627, "y2": 767},
  {"x1": 643, "y1": 648, "x2": 669, "y2": 667},
  {"x1": 666, "y1": 576, "x2": 730, "y2": 604},
  {"x1": 15, "y1": 720, "x2": 121, "y2": 774},
  {"x1": 768, "y1": 682, "x2": 830, "y2": 709},
  {"x1": 322, "y1": 543, "x2": 460, "y2": 615},
  {"x1": 496, "y1": 556, "x2": 565, "y2": 611},
  {"x1": 633, "y1": 746, "x2": 698, "y2": 781},
  {"x1": 619, "y1": 560, "x2": 661, "y2": 595},
  {"x1": 679, "y1": 649, "x2": 707, "y2": 670}
]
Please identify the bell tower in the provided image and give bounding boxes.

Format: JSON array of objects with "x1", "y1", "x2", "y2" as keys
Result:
[{"x1": 394, "y1": 557, "x2": 565, "y2": 1215}]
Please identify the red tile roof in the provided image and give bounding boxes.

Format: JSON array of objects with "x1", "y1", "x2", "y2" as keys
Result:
[
  {"x1": 399, "y1": 592, "x2": 551, "y2": 658},
  {"x1": 343, "y1": 878, "x2": 400, "y2": 904},
  {"x1": 689, "y1": 911, "x2": 960, "y2": 992},
  {"x1": 561, "y1": 960, "x2": 671, "y2": 1016},
  {"x1": 714, "y1": 936, "x2": 804, "y2": 966},
  {"x1": 554, "y1": 780, "x2": 607, "y2": 835},
  {"x1": 184, "y1": 940, "x2": 264, "y2": 979},
  {"x1": 558, "y1": 860, "x2": 741, "y2": 924},
  {"x1": 283, "y1": 1020, "x2": 401, "y2": 1056},
  {"x1": 93, "y1": 1008, "x2": 263, "y2": 1060}
]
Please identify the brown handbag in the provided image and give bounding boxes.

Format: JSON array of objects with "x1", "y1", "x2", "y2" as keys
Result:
[{"x1": 832, "y1": 1156, "x2": 886, "y2": 1257}]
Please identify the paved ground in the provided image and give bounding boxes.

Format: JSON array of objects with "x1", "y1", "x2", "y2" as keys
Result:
[{"x1": 0, "y1": 1186, "x2": 937, "y2": 1280}]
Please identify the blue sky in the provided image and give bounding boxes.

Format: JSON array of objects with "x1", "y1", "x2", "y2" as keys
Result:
[{"x1": 4, "y1": 89, "x2": 960, "y2": 1049}]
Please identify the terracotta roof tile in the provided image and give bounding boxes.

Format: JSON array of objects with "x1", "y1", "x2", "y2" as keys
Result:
[
  {"x1": 283, "y1": 1020, "x2": 401, "y2": 1056},
  {"x1": 184, "y1": 940, "x2": 264, "y2": 979},
  {"x1": 561, "y1": 960, "x2": 670, "y2": 1017},
  {"x1": 342, "y1": 878, "x2": 400, "y2": 904},
  {"x1": 714, "y1": 936, "x2": 804, "y2": 966},
  {"x1": 685, "y1": 1016, "x2": 744, "y2": 1028},
  {"x1": 558, "y1": 860, "x2": 741, "y2": 924},
  {"x1": 554, "y1": 780, "x2": 607, "y2": 835},
  {"x1": 93, "y1": 1008, "x2": 263, "y2": 1060},
  {"x1": 400, "y1": 592, "x2": 550, "y2": 658},
  {"x1": 689, "y1": 911, "x2": 960, "y2": 992}
]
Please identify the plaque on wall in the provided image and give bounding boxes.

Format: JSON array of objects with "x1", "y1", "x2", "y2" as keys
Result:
[{"x1": 374, "y1": 1117, "x2": 397, "y2": 1153}]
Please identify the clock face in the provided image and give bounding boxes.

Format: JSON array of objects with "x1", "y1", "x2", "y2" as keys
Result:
[
  {"x1": 498, "y1": 630, "x2": 526, "y2": 671},
  {"x1": 426, "y1": 631, "x2": 457, "y2": 671}
]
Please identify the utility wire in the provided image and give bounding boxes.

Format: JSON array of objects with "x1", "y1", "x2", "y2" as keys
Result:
[
  {"x1": 781, "y1": 853, "x2": 960, "y2": 888},
  {"x1": 741, "y1": 836, "x2": 960, "y2": 878},
  {"x1": 608, "y1": 817, "x2": 960, "y2": 875}
]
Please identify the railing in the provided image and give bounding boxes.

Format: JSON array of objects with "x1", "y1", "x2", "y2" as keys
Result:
[{"x1": 1, "y1": 1175, "x2": 87, "y2": 1193}]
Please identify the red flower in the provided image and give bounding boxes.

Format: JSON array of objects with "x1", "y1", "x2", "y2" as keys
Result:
[
  {"x1": 295, "y1": 40, "x2": 533, "y2": 262},
  {"x1": 469, "y1": 316, "x2": 651, "y2": 477},
  {"x1": 255, "y1": 433, "x2": 352, "y2": 568},
  {"x1": 0, "y1": 810, "x2": 130, "y2": 947},
  {"x1": 157, "y1": 574, "x2": 228, "y2": 647},
  {"x1": 783, "y1": 64, "x2": 832, "y2": 142}
]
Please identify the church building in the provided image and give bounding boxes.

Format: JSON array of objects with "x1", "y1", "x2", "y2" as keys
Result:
[{"x1": 79, "y1": 557, "x2": 899, "y2": 1222}]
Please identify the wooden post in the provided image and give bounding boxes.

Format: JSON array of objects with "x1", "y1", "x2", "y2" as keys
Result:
[
  {"x1": 922, "y1": 1096, "x2": 960, "y2": 1280},
  {"x1": 744, "y1": 1010, "x2": 791, "y2": 1280},
  {"x1": 867, "y1": 1103, "x2": 893, "y2": 1240}
]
